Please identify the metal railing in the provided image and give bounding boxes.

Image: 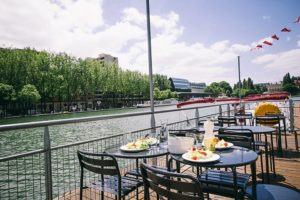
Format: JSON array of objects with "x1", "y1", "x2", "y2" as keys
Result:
[{"x1": 0, "y1": 100, "x2": 298, "y2": 199}]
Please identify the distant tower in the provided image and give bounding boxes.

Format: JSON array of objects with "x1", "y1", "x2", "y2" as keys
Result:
[{"x1": 96, "y1": 53, "x2": 118, "y2": 65}]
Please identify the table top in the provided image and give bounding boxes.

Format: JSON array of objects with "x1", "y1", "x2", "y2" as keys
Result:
[
  {"x1": 223, "y1": 125, "x2": 276, "y2": 134},
  {"x1": 170, "y1": 146, "x2": 258, "y2": 168},
  {"x1": 105, "y1": 144, "x2": 169, "y2": 159}
]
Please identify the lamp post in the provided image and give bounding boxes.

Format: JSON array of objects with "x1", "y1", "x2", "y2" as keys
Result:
[
  {"x1": 146, "y1": 0, "x2": 156, "y2": 131},
  {"x1": 238, "y1": 56, "x2": 241, "y2": 101}
]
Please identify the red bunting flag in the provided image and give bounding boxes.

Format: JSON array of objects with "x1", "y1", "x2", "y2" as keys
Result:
[
  {"x1": 294, "y1": 17, "x2": 300, "y2": 23},
  {"x1": 256, "y1": 44, "x2": 263, "y2": 48},
  {"x1": 271, "y1": 34, "x2": 279, "y2": 40},
  {"x1": 263, "y1": 41, "x2": 273, "y2": 46},
  {"x1": 281, "y1": 28, "x2": 291, "y2": 32}
]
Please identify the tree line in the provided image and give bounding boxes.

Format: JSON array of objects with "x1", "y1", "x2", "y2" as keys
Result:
[
  {"x1": 205, "y1": 73, "x2": 300, "y2": 97},
  {"x1": 0, "y1": 47, "x2": 172, "y2": 116}
]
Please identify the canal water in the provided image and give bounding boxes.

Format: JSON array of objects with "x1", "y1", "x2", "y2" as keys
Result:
[{"x1": 0, "y1": 104, "x2": 223, "y2": 157}]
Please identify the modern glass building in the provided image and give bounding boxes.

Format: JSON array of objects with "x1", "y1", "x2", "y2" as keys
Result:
[{"x1": 169, "y1": 77, "x2": 191, "y2": 92}]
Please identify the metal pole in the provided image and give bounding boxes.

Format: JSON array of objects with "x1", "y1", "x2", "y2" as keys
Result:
[
  {"x1": 289, "y1": 99, "x2": 294, "y2": 131},
  {"x1": 237, "y1": 56, "x2": 243, "y2": 112},
  {"x1": 146, "y1": 0, "x2": 156, "y2": 132},
  {"x1": 219, "y1": 105, "x2": 222, "y2": 116},
  {"x1": 44, "y1": 126, "x2": 53, "y2": 200},
  {"x1": 195, "y1": 108, "x2": 200, "y2": 128}
]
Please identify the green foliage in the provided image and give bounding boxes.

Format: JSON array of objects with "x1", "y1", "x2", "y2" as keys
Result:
[
  {"x1": 153, "y1": 87, "x2": 177, "y2": 100},
  {"x1": 205, "y1": 81, "x2": 232, "y2": 96},
  {"x1": 0, "y1": 83, "x2": 15, "y2": 104},
  {"x1": 153, "y1": 74, "x2": 171, "y2": 90},
  {"x1": 18, "y1": 84, "x2": 41, "y2": 103},
  {"x1": 0, "y1": 47, "x2": 175, "y2": 114},
  {"x1": 283, "y1": 84, "x2": 299, "y2": 95},
  {"x1": 283, "y1": 73, "x2": 292, "y2": 86}
]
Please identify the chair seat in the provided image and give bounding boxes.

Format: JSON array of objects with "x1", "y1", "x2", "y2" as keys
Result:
[
  {"x1": 88, "y1": 176, "x2": 143, "y2": 196},
  {"x1": 254, "y1": 141, "x2": 270, "y2": 147},
  {"x1": 198, "y1": 169, "x2": 250, "y2": 197},
  {"x1": 245, "y1": 184, "x2": 300, "y2": 200}
]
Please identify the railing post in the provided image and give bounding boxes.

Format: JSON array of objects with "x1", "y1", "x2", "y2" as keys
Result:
[
  {"x1": 219, "y1": 105, "x2": 222, "y2": 116},
  {"x1": 227, "y1": 104, "x2": 230, "y2": 116},
  {"x1": 44, "y1": 126, "x2": 53, "y2": 200},
  {"x1": 195, "y1": 108, "x2": 200, "y2": 128},
  {"x1": 289, "y1": 99, "x2": 294, "y2": 131}
]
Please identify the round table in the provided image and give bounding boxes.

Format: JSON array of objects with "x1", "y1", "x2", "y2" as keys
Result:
[
  {"x1": 105, "y1": 144, "x2": 169, "y2": 177},
  {"x1": 170, "y1": 146, "x2": 258, "y2": 200},
  {"x1": 223, "y1": 125, "x2": 276, "y2": 183}
]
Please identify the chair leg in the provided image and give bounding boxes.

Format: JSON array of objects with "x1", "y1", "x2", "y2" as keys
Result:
[
  {"x1": 294, "y1": 131, "x2": 299, "y2": 152},
  {"x1": 260, "y1": 154, "x2": 264, "y2": 183}
]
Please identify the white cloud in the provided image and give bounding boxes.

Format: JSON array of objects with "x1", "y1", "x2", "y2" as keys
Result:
[
  {"x1": 0, "y1": 0, "x2": 253, "y2": 84},
  {"x1": 298, "y1": 40, "x2": 300, "y2": 47},
  {"x1": 252, "y1": 49, "x2": 300, "y2": 74}
]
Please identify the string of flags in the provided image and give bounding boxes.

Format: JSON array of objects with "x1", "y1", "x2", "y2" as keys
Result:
[{"x1": 250, "y1": 16, "x2": 299, "y2": 51}]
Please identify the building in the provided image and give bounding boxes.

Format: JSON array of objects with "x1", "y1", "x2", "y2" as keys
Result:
[
  {"x1": 190, "y1": 82, "x2": 206, "y2": 93},
  {"x1": 96, "y1": 53, "x2": 118, "y2": 65},
  {"x1": 169, "y1": 77, "x2": 191, "y2": 92},
  {"x1": 169, "y1": 77, "x2": 209, "y2": 100},
  {"x1": 267, "y1": 82, "x2": 283, "y2": 93}
]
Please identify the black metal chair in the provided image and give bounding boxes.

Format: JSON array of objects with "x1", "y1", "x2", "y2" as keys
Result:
[
  {"x1": 255, "y1": 116, "x2": 279, "y2": 175},
  {"x1": 218, "y1": 116, "x2": 237, "y2": 127},
  {"x1": 235, "y1": 112, "x2": 253, "y2": 125},
  {"x1": 77, "y1": 150, "x2": 143, "y2": 200},
  {"x1": 141, "y1": 163, "x2": 204, "y2": 200},
  {"x1": 217, "y1": 128, "x2": 265, "y2": 182}
]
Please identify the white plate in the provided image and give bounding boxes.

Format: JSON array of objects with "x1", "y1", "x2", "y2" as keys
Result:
[
  {"x1": 182, "y1": 152, "x2": 220, "y2": 163},
  {"x1": 146, "y1": 138, "x2": 159, "y2": 145},
  {"x1": 120, "y1": 145, "x2": 149, "y2": 152},
  {"x1": 215, "y1": 142, "x2": 234, "y2": 150}
]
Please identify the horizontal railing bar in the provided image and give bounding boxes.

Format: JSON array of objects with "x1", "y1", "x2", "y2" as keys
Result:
[
  {"x1": 51, "y1": 133, "x2": 125, "y2": 150},
  {"x1": 0, "y1": 149, "x2": 45, "y2": 162},
  {"x1": 0, "y1": 102, "x2": 232, "y2": 132}
]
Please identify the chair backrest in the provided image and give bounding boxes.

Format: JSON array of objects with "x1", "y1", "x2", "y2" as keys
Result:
[
  {"x1": 218, "y1": 128, "x2": 254, "y2": 150},
  {"x1": 78, "y1": 150, "x2": 121, "y2": 176},
  {"x1": 141, "y1": 163, "x2": 204, "y2": 200},
  {"x1": 255, "y1": 116, "x2": 280, "y2": 127},
  {"x1": 235, "y1": 112, "x2": 253, "y2": 117},
  {"x1": 198, "y1": 119, "x2": 220, "y2": 127},
  {"x1": 218, "y1": 116, "x2": 237, "y2": 127}
]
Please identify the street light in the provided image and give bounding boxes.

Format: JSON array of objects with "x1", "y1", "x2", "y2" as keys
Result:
[{"x1": 146, "y1": 0, "x2": 156, "y2": 131}]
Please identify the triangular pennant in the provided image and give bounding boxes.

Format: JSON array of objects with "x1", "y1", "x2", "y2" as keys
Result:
[
  {"x1": 263, "y1": 41, "x2": 273, "y2": 46},
  {"x1": 281, "y1": 27, "x2": 291, "y2": 32}
]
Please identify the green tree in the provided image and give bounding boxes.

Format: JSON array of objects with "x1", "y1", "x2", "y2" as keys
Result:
[
  {"x1": 18, "y1": 84, "x2": 41, "y2": 114},
  {"x1": 283, "y1": 73, "x2": 292, "y2": 86},
  {"x1": 283, "y1": 84, "x2": 299, "y2": 95},
  {"x1": 0, "y1": 83, "x2": 15, "y2": 116}
]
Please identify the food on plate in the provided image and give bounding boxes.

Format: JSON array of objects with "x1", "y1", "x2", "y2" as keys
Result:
[
  {"x1": 216, "y1": 139, "x2": 229, "y2": 148},
  {"x1": 137, "y1": 136, "x2": 158, "y2": 145},
  {"x1": 125, "y1": 140, "x2": 149, "y2": 150},
  {"x1": 186, "y1": 147, "x2": 213, "y2": 160}
]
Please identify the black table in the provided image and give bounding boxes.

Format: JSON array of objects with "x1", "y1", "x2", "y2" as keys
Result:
[
  {"x1": 223, "y1": 125, "x2": 276, "y2": 183},
  {"x1": 105, "y1": 144, "x2": 169, "y2": 176},
  {"x1": 170, "y1": 146, "x2": 258, "y2": 200}
]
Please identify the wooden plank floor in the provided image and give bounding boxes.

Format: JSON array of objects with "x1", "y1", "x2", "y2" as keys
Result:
[{"x1": 56, "y1": 130, "x2": 300, "y2": 200}]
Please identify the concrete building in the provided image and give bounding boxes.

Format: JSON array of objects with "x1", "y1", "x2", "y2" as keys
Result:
[
  {"x1": 96, "y1": 53, "x2": 118, "y2": 65},
  {"x1": 267, "y1": 82, "x2": 283, "y2": 93}
]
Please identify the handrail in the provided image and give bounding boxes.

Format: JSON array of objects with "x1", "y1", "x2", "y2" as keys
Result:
[{"x1": 0, "y1": 102, "x2": 231, "y2": 132}]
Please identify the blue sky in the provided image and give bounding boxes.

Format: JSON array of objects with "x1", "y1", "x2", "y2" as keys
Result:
[{"x1": 0, "y1": 0, "x2": 299, "y2": 85}]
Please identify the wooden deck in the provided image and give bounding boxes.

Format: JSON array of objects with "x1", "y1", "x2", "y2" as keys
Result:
[{"x1": 56, "y1": 130, "x2": 300, "y2": 200}]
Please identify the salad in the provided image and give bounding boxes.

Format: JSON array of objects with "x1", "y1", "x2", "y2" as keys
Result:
[
  {"x1": 136, "y1": 136, "x2": 158, "y2": 145},
  {"x1": 215, "y1": 139, "x2": 229, "y2": 148},
  {"x1": 125, "y1": 140, "x2": 149, "y2": 150},
  {"x1": 186, "y1": 147, "x2": 213, "y2": 160}
]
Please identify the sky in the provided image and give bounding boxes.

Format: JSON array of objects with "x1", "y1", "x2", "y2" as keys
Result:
[{"x1": 0, "y1": 0, "x2": 299, "y2": 85}]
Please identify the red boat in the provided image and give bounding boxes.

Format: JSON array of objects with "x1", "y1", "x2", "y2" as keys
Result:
[{"x1": 176, "y1": 92, "x2": 290, "y2": 108}]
